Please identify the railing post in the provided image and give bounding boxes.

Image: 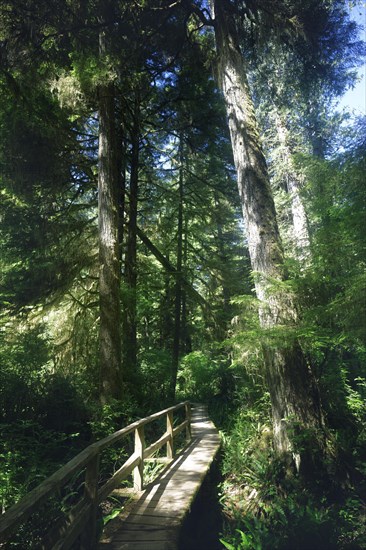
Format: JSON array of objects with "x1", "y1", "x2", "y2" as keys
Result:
[
  {"x1": 185, "y1": 402, "x2": 192, "y2": 443},
  {"x1": 80, "y1": 452, "x2": 100, "y2": 550},
  {"x1": 133, "y1": 425, "x2": 145, "y2": 491},
  {"x1": 166, "y1": 411, "x2": 174, "y2": 459}
]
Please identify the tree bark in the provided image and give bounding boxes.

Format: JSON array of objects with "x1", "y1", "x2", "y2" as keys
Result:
[
  {"x1": 123, "y1": 94, "x2": 140, "y2": 383},
  {"x1": 181, "y1": 218, "x2": 192, "y2": 354},
  {"x1": 170, "y1": 137, "x2": 184, "y2": 400},
  {"x1": 214, "y1": 191, "x2": 231, "y2": 339},
  {"x1": 98, "y1": 79, "x2": 122, "y2": 402},
  {"x1": 212, "y1": 0, "x2": 325, "y2": 471},
  {"x1": 273, "y1": 110, "x2": 311, "y2": 264},
  {"x1": 116, "y1": 114, "x2": 126, "y2": 262},
  {"x1": 160, "y1": 269, "x2": 173, "y2": 350}
]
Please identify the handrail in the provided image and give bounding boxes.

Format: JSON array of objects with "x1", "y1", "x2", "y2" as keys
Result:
[{"x1": 0, "y1": 401, "x2": 191, "y2": 550}]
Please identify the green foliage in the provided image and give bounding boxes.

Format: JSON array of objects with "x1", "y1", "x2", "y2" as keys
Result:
[
  {"x1": 0, "y1": 2, "x2": 365, "y2": 548},
  {"x1": 0, "y1": 421, "x2": 82, "y2": 512},
  {"x1": 102, "y1": 495, "x2": 127, "y2": 527},
  {"x1": 219, "y1": 396, "x2": 366, "y2": 549},
  {"x1": 221, "y1": 528, "x2": 262, "y2": 550},
  {"x1": 89, "y1": 397, "x2": 139, "y2": 441},
  {"x1": 176, "y1": 351, "x2": 226, "y2": 402},
  {"x1": 139, "y1": 349, "x2": 172, "y2": 406},
  {"x1": 0, "y1": 320, "x2": 92, "y2": 516},
  {"x1": 0, "y1": 323, "x2": 51, "y2": 422},
  {"x1": 220, "y1": 486, "x2": 366, "y2": 549}
]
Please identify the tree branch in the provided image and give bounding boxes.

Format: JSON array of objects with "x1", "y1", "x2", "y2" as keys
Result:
[{"x1": 136, "y1": 225, "x2": 211, "y2": 312}]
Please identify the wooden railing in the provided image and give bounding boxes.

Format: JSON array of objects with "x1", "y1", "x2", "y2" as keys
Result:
[{"x1": 0, "y1": 401, "x2": 191, "y2": 550}]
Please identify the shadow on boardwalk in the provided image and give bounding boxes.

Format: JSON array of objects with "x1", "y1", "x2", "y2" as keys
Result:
[
  {"x1": 178, "y1": 453, "x2": 224, "y2": 550},
  {"x1": 99, "y1": 404, "x2": 221, "y2": 550}
]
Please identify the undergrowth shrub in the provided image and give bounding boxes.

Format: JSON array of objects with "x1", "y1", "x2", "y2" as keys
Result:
[
  {"x1": 176, "y1": 351, "x2": 228, "y2": 402},
  {"x1": 218, "y1": 392, "x2": 366, "y2": 550},
  {"x1": 138, "y1": 348, "x2": 172, "y2": 406}
]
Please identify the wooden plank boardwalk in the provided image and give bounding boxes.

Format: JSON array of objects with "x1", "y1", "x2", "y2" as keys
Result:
[{"x1": 99, "y1": 404, "x2": 221, "y2": 550}]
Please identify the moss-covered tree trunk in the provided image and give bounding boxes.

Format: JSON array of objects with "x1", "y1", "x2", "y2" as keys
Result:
[
  {"x1": 98, "y1": 79, "x2": 122, "y2": 403},
  {"x1": 213, "y1": 0, "x2": 325, "y2": 472}
]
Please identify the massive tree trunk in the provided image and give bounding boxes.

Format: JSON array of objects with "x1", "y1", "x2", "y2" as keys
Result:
[
  {"x1": 212, "y1": 0, "x2": 325, "y2": 472},
  {"x1": 98, "y1": 79, "x2": 122, "y2": 403}
]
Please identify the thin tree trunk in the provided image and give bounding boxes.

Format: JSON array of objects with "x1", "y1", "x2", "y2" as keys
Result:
[
  {"x1": 214, "y1": 191, "x2": 231, "y2": 338},
  {"x1": 181, "y1": 218, "x2": 192, "y2": 354},
  {"x1": 116, "y1": 114, "x2": 126, "y2": 262},
  {"x1": 160, "y1": 269, "x2": 173, "y2": 350},
  {"x1": 213, "y1": 0, "x2": 325, "y2": 472},
  {"x1": 98, "y1": 76, "x2": 122, "y2": 402},
  {"x1": 305, "y1": 101, "x2": 326, "y2": 159},
  {"x1": 170, "y1": 137, "x2": 184, "y2": 400},
  {"x1": 123, "y1": 94, "x2": 140, "y2": 382}
]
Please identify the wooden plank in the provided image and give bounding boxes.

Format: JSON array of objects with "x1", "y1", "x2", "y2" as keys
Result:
[
  {"x1": 81, "y1": 453, "x2": 100, "y2": 549},
  {"x1": 112, "y1": 529, "x2": 175, "y2": 541},
  {"x1": 122, "y1": 514, "x2": 181, "y2": 527},
  {"x1": 166, "y1": 411, "x2": 174, "y2": 459},
  {"x1": 100, "y1": 542, "x2": 175, "y2": 550}
]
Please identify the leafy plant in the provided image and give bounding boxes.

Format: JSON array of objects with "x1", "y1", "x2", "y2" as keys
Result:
[{"x1": 221, "y1": 527, "x2": 262, "y2": 550}]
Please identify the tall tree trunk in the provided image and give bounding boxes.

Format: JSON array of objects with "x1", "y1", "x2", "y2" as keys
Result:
[
  {"x1": 123, "y1": 95, "x2": 140, "y2": 383},
  {"x1": 98, "y1": 77, "x2": 122, "y2": 402},
  {"x1": 181, "y1": 218, "x2": 192, "y2": 354},
  {"x1": 170, "y1": 137, "x2": 184, "y2": 400},
  {"x1": 273, "y1": 110, "x2": 311, "y2": 264},
  {"x1": 212, "y1": 0, "x2": 325, "y2": 472},
  {"x1": 214, "y1": 191, "x2": 231, "y2": 338},
  {"x1": 116, "y1": 113, "x2": 126, "y2": 262},
  {"x1": 305, "y1": 100, "x2": 326, "y2": 159},
  {"x1": 160, "y1": 269, "x2": 173, "y2": 350}
]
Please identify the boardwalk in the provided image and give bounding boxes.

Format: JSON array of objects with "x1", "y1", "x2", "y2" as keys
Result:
[{"x1": 99, "y1": 404, "x2": 221, "y2": 550}]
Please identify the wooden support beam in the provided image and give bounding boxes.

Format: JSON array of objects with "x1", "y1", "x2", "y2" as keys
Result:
[
  {"x1": 133, "y1": 426, "x2": 145, "y2": 491},
  {"x1": 185, "y1": 402, "x2": 192, "y2": 442},
  {"x1": 166, "y1": 411, "x2": 174, "y2": 460},
  {"x1": 81, "y1": 453, "x2": 100, "y2": 550}
]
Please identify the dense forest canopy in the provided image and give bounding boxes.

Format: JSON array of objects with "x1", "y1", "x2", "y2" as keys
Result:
[{"x1": 0, "y1": 0, "x2": 365, "y2": 547}]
